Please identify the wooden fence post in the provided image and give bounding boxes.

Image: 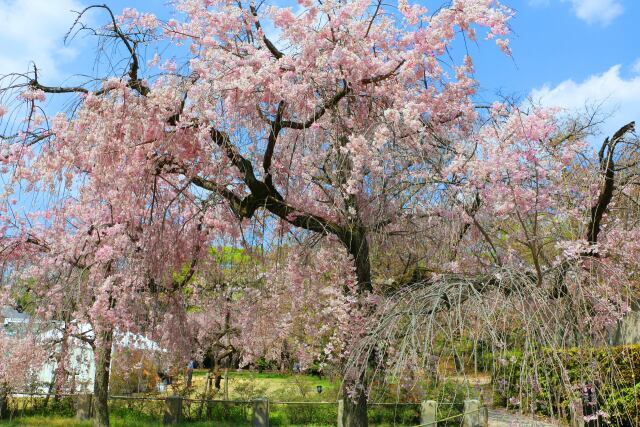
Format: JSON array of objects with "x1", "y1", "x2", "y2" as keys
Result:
[
  {"x1": 421, "y1": 400, "x2": 437, "y2": 426},
  {"x1": 337, "y1": 399, "x2": 344, "y2": 427},
  {"x1": 163, "y1": 396, "x2": 183, "y2": 425},
  {"x1": 480, "y1": 404, "x2": 488, "y2": 427},
  {"x1": 252, "y1": 397, "x2": 269, "y2": 427},
  {"x1": 569, "y1": 399, "x2": 584, "y2": 427},
  {"x1": 463, "y1": 399, "x2": 487, "y2": 427}
]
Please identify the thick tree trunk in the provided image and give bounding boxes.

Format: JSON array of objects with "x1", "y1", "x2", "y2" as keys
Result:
[
  {"x1": 341, "y1": 226, "x2": 372, "y2": 292},
  {"x1": 341, "y1": 227, "x2": 371, "y2": 427},
  {"x1": 342, "y1": 374, "x2": 368, "y2": 427},
  {"x1": 92, "y1": 329, "x2": 113, "y2": 427}
]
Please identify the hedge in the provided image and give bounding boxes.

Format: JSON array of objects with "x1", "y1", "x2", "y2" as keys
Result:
[{"x1": 492, "y1": 345, "x2": 640, "y2": 426}]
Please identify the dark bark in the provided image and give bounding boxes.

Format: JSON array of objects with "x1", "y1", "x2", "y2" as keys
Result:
[
  {"x1": 548, "y1": 122, "x2": 636, "y2": 298},
  {"x1": 341, "y1": 225, "x2": 372, "y2": 426},
  {"x1": 214, "y1": 372, "x2": 222, "y2": 390},
  {"x1": 0, "y1": 386, "x2": 7, "y2": 419},
  {"x1": 585, "y1": 122, "x2": 635, "y2": 248},
  {"x1": 92, "y1": 329, "x2": 113, "y2": 427},
  {"x1": 341, "y1": 227, "x2": 373, "y2": 293},
  {"x1": 342, "y1": 376, "x2": 368, "y2": 427}
]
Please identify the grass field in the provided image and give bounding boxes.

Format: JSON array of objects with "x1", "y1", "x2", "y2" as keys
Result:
[
  {"x1": 0, "y1": 372, "x2": 344, "y2": 426},
  {"x1": 188, "y1": 369, "x2": 338, "y2": 401}
]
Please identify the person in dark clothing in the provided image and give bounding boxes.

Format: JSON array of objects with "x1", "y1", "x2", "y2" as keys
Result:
[{"x1": 186, "y1": 359, "x2": 194, "y2": 387}]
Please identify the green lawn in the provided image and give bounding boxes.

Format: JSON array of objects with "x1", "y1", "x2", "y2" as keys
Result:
[
  {"x1": 188, "y1": 370, "x2": 338, "y2": 401},
  {"x1": 0, "y1": 372, "x2": 340, "y2": 427}
]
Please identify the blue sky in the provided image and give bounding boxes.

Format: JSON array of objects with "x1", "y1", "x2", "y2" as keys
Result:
[{"x1": 0, "y1": 0, "x2": 638, "y2": 138}]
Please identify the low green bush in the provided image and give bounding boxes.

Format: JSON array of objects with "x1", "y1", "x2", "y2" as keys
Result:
[
  {"x1": 367, "y1": 404, "x2": 420, "y2": 425},
  {"x1": 3, "y1": 396, "x2": 74, "y2": 419}
]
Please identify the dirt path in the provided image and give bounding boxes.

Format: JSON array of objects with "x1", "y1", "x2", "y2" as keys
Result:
[
  {"x1": 488, "y1": 409, "x2": 564, "y2": 426},
  {"x1": 442, "y1": 375, "x2": 565, "y2": 426}
]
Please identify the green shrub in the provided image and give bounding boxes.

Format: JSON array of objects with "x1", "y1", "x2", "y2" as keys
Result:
[
  {"x1": 367, "y1": 404, "x2": 420, "y2": 425},
  {"x1": 492, "y1": 345, "x2": 640, "y2": 426},
  {"x1": 4, "y1": 396, "x2": 75, "y2": 419}
]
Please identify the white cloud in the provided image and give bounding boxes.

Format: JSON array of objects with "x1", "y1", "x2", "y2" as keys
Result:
[
  {"x1": 531, "y1": 65, "x2": 640, "y2": 137},
  {"x1": 632, "y1": 58, "x2": 640, "y2": 75},
  {"x1": 530, "y1": 0, "x2": 624, "y2": 26},
  {"x1": 564, "y1": 0, "x2": 624, "y2": 26},
  {"x1": 0, "y1": 0, "x2": 87, "y2": 78}
]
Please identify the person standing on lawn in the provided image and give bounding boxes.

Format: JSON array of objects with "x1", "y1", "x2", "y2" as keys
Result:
[{"x1": 186, "y1": 359, "x2": 194, "y2": 387}]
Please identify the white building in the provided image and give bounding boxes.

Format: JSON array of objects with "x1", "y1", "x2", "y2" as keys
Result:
[
  {"x1": 2, "y1": 307, "x2": 160, "y2": 394},
  {"x1": 2, "y1": 307, "x2": 95, "y2": 393}
]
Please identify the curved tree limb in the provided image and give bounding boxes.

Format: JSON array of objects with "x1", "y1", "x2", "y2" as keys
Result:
[{"x1": 585, "y1": 121, "x2": 635, "y2": 248}]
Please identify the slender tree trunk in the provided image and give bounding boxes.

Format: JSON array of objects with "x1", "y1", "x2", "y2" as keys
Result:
[
  {"x1": 341, "y1": 227, "x2": 371, "y2": 427},
  {"x1": 223, "y1": 307, "x2": 231, "y2": 400},
  {"x1": 223, "y1": 368, "x2": 229, "y2": 400},
  {"x1": 44, "y1": 379, "x2": 54, "y2": 408},
  {"x1": 214, "y1": 371, "x2": 222, "y2": 390},
  {"x1": 53, "y1": 321, "x2": 71, "y2": 401},
  {"x1": 211, "y1": 354, "x2": 220, "y2": 391},
  {"x1": 92, "y1": 329, "x2": 113, "y2": 427},
  {"x1": 0, "y1": 384, "x2": 8, "y2": 419}
]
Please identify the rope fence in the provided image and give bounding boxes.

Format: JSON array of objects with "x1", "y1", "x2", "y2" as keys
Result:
[{"x1": 1, "y1": 392, "x2": 489, "y2": 426}]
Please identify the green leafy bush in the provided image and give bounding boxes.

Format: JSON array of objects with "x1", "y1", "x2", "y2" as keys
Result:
[
  {"x1": 367, "y1": 404, "x2": 420, "y2": 425},
  {"x1": 493, "y1": 345, "x2": 640, "y2": 426},
  {"x1": 4, "y1": 396, "x2": 75, "y2": 419}
]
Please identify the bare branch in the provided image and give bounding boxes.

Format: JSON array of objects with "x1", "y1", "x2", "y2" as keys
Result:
[
  {"x1": 586, "y1": 121, "x2": 635, "y2": 248},
  {"x1": 68, "y1": 4, "x2": 149, "y2": 96},
  {"x1": 249, "y1": 4, "x2": 284, "y2": 59}
]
